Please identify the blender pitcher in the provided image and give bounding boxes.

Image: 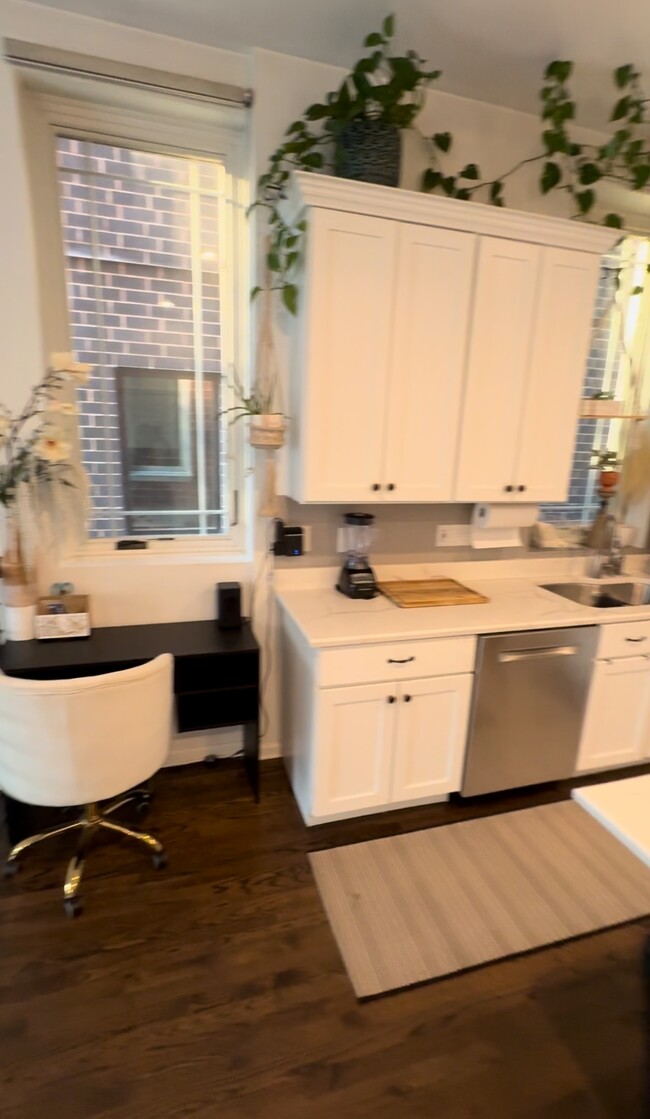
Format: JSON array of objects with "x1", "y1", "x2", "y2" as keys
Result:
[{"x1": 336, "y1": 513, "x2": 378, "y2": 599}]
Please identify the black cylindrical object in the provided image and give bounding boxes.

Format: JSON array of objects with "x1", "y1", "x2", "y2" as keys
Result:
[{"x1": 217, "y1": 582, "x2": 242, "y2": 629}]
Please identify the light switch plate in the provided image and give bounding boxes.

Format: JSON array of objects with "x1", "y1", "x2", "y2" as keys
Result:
[{"x1": 436, "y1": 524, "x2": 472, "y2": 547}]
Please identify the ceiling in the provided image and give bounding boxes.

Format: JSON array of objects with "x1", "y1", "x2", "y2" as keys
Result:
[{"x1": 25, "y1": 0, "x2": 650, "y2": 125}]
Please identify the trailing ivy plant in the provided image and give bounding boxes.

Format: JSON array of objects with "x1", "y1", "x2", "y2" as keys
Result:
[
  {"x1": 249, "y1": 14, "x2": 441, "y2": 314},
  {"x1": 422, "y1": 60, "x2": 650, "y2": 229},
  {"x1": 252, "y1": 12, "x2": 650, "y2": 315}
]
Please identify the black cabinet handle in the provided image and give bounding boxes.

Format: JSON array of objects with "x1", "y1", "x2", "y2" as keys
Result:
[
  {"x1": 626, "y1": 636, "x2": 647, "y2": 642},
  {"x1": 403, "y1": 694, "x2": 412, "y2": 703},
  {"x1": 387, "y1": 695, "x2": 396, "y2": 704},
  {"x1": 387, "y1": 656, "x2": 415, "y2": 664},
  {"x1": 504, "y1": 485, "x2": 514, "y2": 493},
  {"x1": 518, "y1": 485, "x2": 526, "y2": 493},
  {"x1": 387, "y1": 483, "x2": 395, "y2": 491},
  {"x1": 371, "y1": 483, "x2": 380, "y2": 491}
]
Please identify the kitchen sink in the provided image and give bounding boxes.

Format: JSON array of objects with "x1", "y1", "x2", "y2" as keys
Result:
[
  {"x1": 603, "y1": 581, "x2": 650, "y2": 606},
  {"x1": 541, "y1": 581, "x2": 650, "y2": 608}
]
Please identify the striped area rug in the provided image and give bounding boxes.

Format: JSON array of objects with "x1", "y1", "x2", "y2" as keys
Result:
[{"x1": 309, "y1": 800, "x2": 650, "y2": 998}]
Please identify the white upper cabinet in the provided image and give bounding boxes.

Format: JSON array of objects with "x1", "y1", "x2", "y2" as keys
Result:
[
  {"x1": 455, "y1": 243, "x2": 602, "y2": 502},
  {"x1": 283, "y1": 174, "x2": 616, "y2": 505},
  {"x1": 383, "y1": 225, "x2": 476, "y2": 501},
  {"x1": 291, "y1": 208, "x2": 398, "y2": 503},
  {"x1": 454, "y1": 238, "x2": 541, "y2": 503},
  {"x1": 515, "y1": 248, "x2": 602, "y2": 503}
]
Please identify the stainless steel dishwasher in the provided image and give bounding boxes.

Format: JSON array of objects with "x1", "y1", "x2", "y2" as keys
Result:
[{"x1": 461, "y1": 626, "x2": 598, "y2": 797}]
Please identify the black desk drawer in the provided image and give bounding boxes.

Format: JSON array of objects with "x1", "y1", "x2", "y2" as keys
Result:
[
  {"x1": 174, "y1": 651, "x2": 258, "y2": 694},
  {"x1": 176, "y1": 687, "x2": 258, "y2": 733}
]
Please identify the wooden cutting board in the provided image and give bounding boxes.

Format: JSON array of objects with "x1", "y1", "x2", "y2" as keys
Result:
[{"x1": 378, "y1": 578, "x2": 489, "y2": 609}]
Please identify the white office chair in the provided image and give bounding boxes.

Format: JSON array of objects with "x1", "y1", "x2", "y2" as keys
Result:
[{"x1": 0, "y1": 653, "x2": 174, "y2": 916}]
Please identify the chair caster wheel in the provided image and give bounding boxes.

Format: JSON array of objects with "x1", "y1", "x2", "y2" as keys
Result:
[
  {"x1": 64, "y1": 896, "x2": 83, "y2": 918},
  {"x1": 135, "y1": 793, "x2": 152, "y2": 816},
  {"x1": 152, "y1": 851, "x2": 167, "y2": 870},
  {"x1": 2, "y1": 860, "x2": 19, "y2": 878}
]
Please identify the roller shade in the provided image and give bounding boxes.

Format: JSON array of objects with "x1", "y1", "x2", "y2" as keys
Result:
[{"x1": 3, "y1": 38, "x2": 253, "y2": 109}]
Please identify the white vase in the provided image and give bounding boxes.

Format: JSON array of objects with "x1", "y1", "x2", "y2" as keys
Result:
[
  {"x1": 1, "y1": 511, "x2": 37, "y2": 641},
  {"x1": 3, "y1": 604, "x2": 36, "y2": 641}
]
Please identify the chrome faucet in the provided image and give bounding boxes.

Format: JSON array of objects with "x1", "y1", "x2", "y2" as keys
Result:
[{"x1": 590, "y1": 514, "x2": 623, "y2": 578}]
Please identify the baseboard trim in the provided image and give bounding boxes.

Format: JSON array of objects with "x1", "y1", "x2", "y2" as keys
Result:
[{"x1": 165, "y1": 726, "x2": 280, "y2": 767}]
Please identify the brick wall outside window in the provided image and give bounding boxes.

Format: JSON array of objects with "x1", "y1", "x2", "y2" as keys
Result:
[{"x1": 56, "y1": 137, "x2": 224, "y2": 538}]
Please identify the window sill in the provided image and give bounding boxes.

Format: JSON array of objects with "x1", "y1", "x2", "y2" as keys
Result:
[{"x1": 61, "y1": 540, "x2": 251, "y2": 567}]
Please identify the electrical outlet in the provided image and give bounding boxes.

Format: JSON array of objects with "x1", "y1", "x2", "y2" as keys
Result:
[
  {"x1": 436, "y1": 524, "x2": 472, "y2": 547},
  {"x1": 302, "y1": 526, "x2": 312, "y2": 553}
]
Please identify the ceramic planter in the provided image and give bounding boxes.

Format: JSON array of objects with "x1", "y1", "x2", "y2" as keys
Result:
[{"x1": 598, "y1": 468, "x2": 620, "y2": 494}]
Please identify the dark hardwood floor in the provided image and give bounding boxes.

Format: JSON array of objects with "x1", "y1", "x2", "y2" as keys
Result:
[{"x1": 1, "y1": 759, "x2": 649, "y2": 1119}]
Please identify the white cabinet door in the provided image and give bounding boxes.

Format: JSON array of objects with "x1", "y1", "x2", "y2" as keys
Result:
[
  {"x1": 515, "y1": 248, "x2": 601, "y2": 503},
  {"x1": 390, "y1": 674, "x2": 473, "y2": 802},
  {"x1": 297, "y1": 209, "x2": 398, "y2": 502},
  {"x1": 313, "y1": 683, "x2": 397, "y2": 817},
  {"x1": 577, "y1": 657, "x2": 650, "y2": 773},
  {"x1": 454, "y1": 237, "x2": 541, "y2": 502},
  {"x1": 383, "y1": 225, "x2": 476, "y2": 501}
]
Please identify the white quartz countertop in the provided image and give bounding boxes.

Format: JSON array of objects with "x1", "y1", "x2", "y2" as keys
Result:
[
  {"x1": 275, "y1": 564, "x2": 650, "y2": 649},
  {"x1": 574, "y1": 776, "x2": 650, "y2": 868}
]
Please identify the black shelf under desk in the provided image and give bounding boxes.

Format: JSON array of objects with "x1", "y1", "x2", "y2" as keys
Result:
[{"x1": 0, "y1": 620, "x2": 260, "y2": 845}]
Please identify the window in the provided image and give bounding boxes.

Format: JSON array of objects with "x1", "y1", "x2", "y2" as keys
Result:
[
  {"x1": 542, "y1": 237, "x2": 650, "y2": 524},
  {"x1": 54, "y1": 135, "x2": 242, "y2": 539}
]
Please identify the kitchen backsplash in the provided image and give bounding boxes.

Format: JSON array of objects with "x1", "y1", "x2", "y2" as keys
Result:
[{"x1": 275, "y1": 499, "x2": 590, "y2": 567}]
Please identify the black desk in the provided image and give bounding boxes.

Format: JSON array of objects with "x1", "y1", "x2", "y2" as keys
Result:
[{"x1": 0, "y1": 620, "x2": 260, "y2": 844}]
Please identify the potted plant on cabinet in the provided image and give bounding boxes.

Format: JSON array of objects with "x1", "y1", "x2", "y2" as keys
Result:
[{"x1": 251, "y1": 14, "x2": 441, "y2": 314}]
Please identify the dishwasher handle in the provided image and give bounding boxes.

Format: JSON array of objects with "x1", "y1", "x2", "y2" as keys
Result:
[{"x1": 498, "y1": 645, "x2": 578, "y2": 664}]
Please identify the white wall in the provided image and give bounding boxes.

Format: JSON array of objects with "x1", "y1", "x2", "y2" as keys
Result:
[{"x1": 0, "y1": 2, "x2": 628, "y2": 758}]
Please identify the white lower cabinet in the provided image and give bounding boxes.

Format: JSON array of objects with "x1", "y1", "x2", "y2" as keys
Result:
[
  {"x1": 577, "y1": 655, "x2": 650, "y2": 772},
  {"x1": 391, "y1": 675, "x2": 473, "y2": 802},
  {"x1": 311, "y1": 674, "x2": 472, "y2": 820},
  {"x1": 312, "y1": 682, "x2": 397, "y2": 817}
]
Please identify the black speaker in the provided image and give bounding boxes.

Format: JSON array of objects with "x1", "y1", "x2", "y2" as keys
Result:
[{"x1": 216, "y1": 581, "x2": 242, "y2": 629}]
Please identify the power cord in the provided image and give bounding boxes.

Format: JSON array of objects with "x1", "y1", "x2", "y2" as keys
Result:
[{"x1": 204, "y1": 749, "x2": 244, "y2": 765}]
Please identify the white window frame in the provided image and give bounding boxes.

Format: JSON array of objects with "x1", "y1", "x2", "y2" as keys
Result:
[{"x1": 20, "y1": 86, "x2": 251, "y2": 560}]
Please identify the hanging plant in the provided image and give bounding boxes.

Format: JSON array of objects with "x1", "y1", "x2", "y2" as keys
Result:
[
  {"x1": 252, "y1": 12, "x2": 650, "y2": 316},
  {"x1": 422, "y1": 60, "x2": 650, "y2": 228},
  {"x1": 249, "y1": 14, "x2": 441, "y2": 314}
]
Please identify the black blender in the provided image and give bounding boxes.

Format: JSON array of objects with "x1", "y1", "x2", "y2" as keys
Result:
[{"x1": 336, "y1": 512, "x2": 378, "y2": 599}]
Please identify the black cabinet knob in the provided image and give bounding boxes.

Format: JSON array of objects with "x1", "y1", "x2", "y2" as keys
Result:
[
  {"x1": 372, "y1": 483, "x2": 381, "y2": 491},
  {"x1": 518, "y1": 485, "x2": 526, "y2": 493},
  {"x1": 504, "y1": 485, "x2": 514, "y2": 493},
  {"x1": 403, "y1": 694, "x2": 412, "y2": 703},
  {"x1": 387, "y1": 695, "x2": 396, "y2": 704},
  {"x1": 387, "y1": 483, "x2": 395, "y2": 491}
]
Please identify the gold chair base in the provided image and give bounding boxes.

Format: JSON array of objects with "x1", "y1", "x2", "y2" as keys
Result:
[{"x1": 3, "y1": 793, "x2": 165, "y2": 916}]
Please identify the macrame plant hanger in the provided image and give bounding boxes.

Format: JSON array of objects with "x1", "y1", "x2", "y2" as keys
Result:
[{"x1": 249, "y1": 257, "x2": 286, "y2": 517}]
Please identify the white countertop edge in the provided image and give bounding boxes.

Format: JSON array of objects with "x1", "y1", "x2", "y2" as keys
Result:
[
  {"x1": 274, "y1": 561, "x2": 650, "y2": 650},
  {"x1": 573, "y1": 776, "x2": 650, "y2": 869},
  {"x1": 274, "y1": 553, "x2": 650, "y2": 593}
]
